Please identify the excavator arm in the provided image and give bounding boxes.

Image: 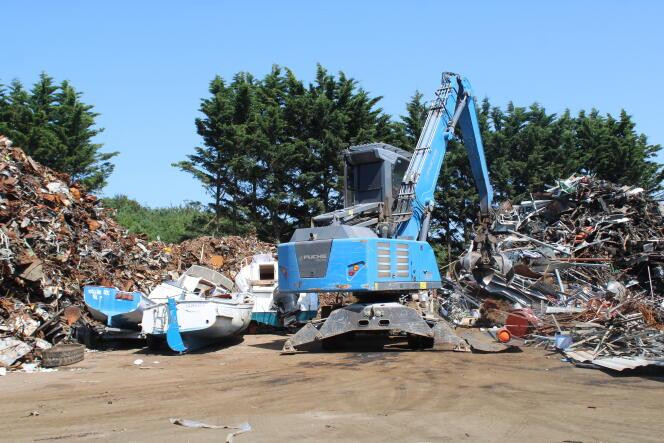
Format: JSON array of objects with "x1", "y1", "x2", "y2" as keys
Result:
[{"x1": 393, "y1": 72, "x2": 493, "y2": 241}]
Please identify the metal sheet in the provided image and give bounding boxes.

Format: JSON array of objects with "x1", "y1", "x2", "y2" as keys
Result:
[{"x1": 565, "y1": 350, "x2": 664, "y2": 371}]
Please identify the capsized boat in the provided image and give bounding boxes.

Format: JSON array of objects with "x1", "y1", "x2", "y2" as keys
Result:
[
  {"x1": 83, "y1": 286, "x2": 156, "y2": 330},
  {"x1": 141, "y1": 265, "x2": 254, "y2": 352},
  {"x1": 235, "y1": 254, "x2": 318, "y2": 327}
]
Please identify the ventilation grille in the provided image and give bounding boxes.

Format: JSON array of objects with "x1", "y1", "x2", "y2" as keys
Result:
[{"x1": 376, "y1": 242, "x2": 410, "y2": 279}]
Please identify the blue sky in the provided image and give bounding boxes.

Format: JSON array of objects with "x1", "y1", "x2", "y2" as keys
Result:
[{"x1": 3, "y1": 1, "x2": 663, "y2": 206}]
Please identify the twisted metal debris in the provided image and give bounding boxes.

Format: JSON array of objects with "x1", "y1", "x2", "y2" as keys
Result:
[{"x1": 443, "y1": 174, "x2": 664, "y2": 370}]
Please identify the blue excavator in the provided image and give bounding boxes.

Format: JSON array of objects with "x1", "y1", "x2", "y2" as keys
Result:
[{"x1": 278, "y1": 72, "x2": 495, "y2": 351}]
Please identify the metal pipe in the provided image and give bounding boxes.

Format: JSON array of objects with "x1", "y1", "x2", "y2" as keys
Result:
[
  {"x1": 418, "y1": 210, "x2": 432, "y2": 241},
  {"x1": 507, "y1": 230, "x2": 571, "y2": 255}
]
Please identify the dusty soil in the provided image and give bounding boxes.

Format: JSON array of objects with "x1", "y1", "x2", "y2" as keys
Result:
[{"x1": 1, "y1": 334, "x2": 662, "y2": 442}]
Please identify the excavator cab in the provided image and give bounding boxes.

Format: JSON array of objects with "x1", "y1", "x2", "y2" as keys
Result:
[
  {"x1": 343, "y1": 143, "x2": 411, "y2": 214},
  {"x1": 311, "y1": 143, "x2": 411, "y2": 230}
]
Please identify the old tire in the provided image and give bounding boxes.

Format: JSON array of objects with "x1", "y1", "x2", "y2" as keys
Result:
[
  {"x1": 41, "y1": 344, "x2": 85, "y2": 367},
  {"x1": 407, "y1": 334, "x2": 434, "y2": 350}
]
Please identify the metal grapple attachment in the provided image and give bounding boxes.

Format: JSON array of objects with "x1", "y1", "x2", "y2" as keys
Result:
[
  {"x1": 461, "y1": 250, "x2": 513, "y2": 286},
  {"x1": 460, "y1": 214, "x2": 513, "y2": 286}
]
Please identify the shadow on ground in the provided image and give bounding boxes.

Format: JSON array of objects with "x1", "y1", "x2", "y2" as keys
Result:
[
  {"x1": 248, "y1": 338, "x2": 289, "y2": 351},
  {"x1": 585, "y1": 365, "x2": 664, "y2": 381},
  {"x1": 130, "y1": 336, "x2": 246, "y2": 356}
]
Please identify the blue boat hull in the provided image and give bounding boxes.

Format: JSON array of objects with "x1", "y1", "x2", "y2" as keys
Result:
[{"x1": 83, "y1": 286, "x2": 151, "y2": 330}]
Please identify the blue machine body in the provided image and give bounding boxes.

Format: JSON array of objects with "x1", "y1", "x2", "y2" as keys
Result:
[{"x1": 278, "y1": 237, "x2": 440, "y2": 292}]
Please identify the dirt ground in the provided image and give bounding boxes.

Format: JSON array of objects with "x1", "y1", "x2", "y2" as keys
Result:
[{"x1": 1, "y1": 334, "x2": 662, "y2": 442}]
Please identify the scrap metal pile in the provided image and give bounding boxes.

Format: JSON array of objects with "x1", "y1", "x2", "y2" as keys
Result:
[
  {"x1": 0, "y1": 136, "x2": 273, "y2": 369},
  {"x1": 442, "y1": 174, "x2": 664, "y2": 371},
  {"x1": 174, "y1": 236, "x2": 274, "y2": 278}
]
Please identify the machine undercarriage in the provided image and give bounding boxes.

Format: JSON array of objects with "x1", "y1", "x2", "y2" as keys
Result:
[{"x1": 282, "y1": 292, "x2": 470, "y2": 352}]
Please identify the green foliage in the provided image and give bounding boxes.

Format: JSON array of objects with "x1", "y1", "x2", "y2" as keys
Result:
[
  {"x1": 399, "y1": 91, "x2": 427, "y2": 151},
  {"x1": 0, "y1": 73, "x2": 116, "y2": 191},
  {"x1": 176, "y1": 64, "x2": 403, "y2": 241},
  {"x1": 173, "y1": 74, "x2": 250, "y2": 236},
  {"x1": 102, "y1": 195, "x2": 212, "y2": 243},
  {"x1": 177, "y1": 66, "x2": 662, "y2": 248}
]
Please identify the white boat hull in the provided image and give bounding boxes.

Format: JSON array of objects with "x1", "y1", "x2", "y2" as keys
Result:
[{"x1": 142, "y1": 298, "x2": 254, "y2": 351}]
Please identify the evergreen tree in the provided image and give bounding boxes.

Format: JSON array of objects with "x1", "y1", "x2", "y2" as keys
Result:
[
  {"x1": 179, "y1": 68, "x2": 662, "y2": 246},
  {"x1": 52, "y1": 81, "x2": 117, "y2": 190},
  {"x1": 250, "y1": 66, "x2": 297, "y2": 240},
  {"x1": 178, "y1": 64, "x2": 403, "y2": 241},
  {"x1": 173, "y1": 75, "x2": 247, "y2": 235},
  {"x1": 0, "y1": 80, "x2": 32, "y2": 147},
  {"x1": 575, "y1": 109, "x2": 663, "y2": 190},
  {"x1": 400, "y1": 91, "x2": 427, "y2": 151},
  {"x1": 28, "y1": 73, "x2": 60, "y2": 159},
  {"x1": 0, "y1": 73, "x2": 116, "y2": 191}
]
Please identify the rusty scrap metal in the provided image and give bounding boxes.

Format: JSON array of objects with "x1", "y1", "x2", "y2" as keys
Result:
[
  {"x1": 0, "y1": 135, "x2": 274, "y2": 369},
  {"x1": 442, "y1": 173, "x2": 664, "y2": 371}
]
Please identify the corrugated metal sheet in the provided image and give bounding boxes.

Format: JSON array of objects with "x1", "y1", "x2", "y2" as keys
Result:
[
  {"x1": 565, "y1": 350, "x2": 664, "y2": 371},
  {"x1": 564, "y1": 350, "x2": 595, "y2": 362}
]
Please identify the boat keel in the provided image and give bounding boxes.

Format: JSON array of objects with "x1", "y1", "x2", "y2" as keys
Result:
[{"x1": 166, "y1": 298, "x2": 187, "y2": 353}]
